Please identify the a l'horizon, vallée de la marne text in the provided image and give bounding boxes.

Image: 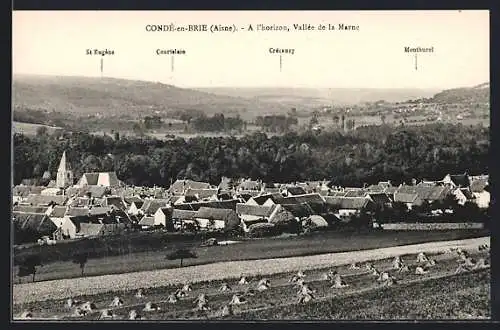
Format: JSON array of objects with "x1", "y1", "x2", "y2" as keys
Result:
[{"x1": 144, "y1": 23, "x2": 360, "y2": 33}]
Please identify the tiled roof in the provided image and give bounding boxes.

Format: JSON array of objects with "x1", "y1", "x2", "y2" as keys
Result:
[
  {"x1": 25, "y1": 194, "x2": 68, "y2": 206},
  {"x1": 393, "y1": 192, "x2": 419, "y2": 204},
  {"x1": 236, "y1": 203, "x2": 275, "y2": 217},
  {"x1": 324, "y1": 196, "x2": 370, "y2": 210},
  {"x1": 171, "y1": 209, "x2": 197, "y2": 220},
  {"x1": 13, "y1": 212, "x2": 57, "y2": 235},
  {"x1": 138, "y1": 216, "x2": 155, "y2": 226},
  {"x1": 196, "y1": 207, "x2": 237, "y2": 220}
]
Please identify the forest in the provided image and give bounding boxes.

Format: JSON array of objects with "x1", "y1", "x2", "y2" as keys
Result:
[{"x1": 13, "y1": 123, "x2": 489, "y2": 188}]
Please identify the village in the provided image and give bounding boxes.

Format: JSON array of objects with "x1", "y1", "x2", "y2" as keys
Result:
[{"x1": 12, "y1": 151, "x2": 490, "y2": 246}]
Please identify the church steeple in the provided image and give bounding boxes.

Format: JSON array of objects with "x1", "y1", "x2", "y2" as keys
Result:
[
  {"x1": 58, "y1": 151, "x2": 68, "y2": 172},
  {"x1": 56, "y1": 151, "x2": 73, "y2": 188}
]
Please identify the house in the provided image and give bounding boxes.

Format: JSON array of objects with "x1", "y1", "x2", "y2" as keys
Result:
[
  {"x1": 171, "y1": 209, "x2": 198, "y2": 231},
  {"x1": 173, "y1": 195, "x2": 199, "y2": 205},
  {"x1": 282, "y1": 193, "x2": 325, "y2": 205},
  {"x1": 236, "y1": 203, "x2": 276, "y2": 221},
  {"x1": 153, "y1": 207, "x2": 173, "y2": 229},
  {"x1": 103, "y1": 196, "x2": 128, "y2": 211},
  {"x1": 138, "y1": 216, "x2": 155, "y2": 229},
  {"x1": 77, "y1": 172, "x2": 122, "y2": 187},
  {"x1": 184, "y1": 188, "x2": 219, "y2": 201},
  {"x1": 280, "y1": 203, "x2": 315, "y2": 219},
  {"x1": 451, "y1": 188, "x2": 475, "y2": 206},
  {"x1": 442, "y1": 173, "x2": 470, "y2": 188},
  {"x1": 367, "y1": 193, "x2": 393, "y2": 207},
  {"x1": 236, "y1": 203, "x2": 277, "y2": 230},
  {"x1": 248, "y1": 193, "x2": 285, "y2": 206},
  {"x1": 128, "y1": 201, "x2": 144, "y2": 215},
  {"x1": 469, "y1": 176, "x2": 490, "y2": 209},
  {"x1": 76, "y1": 222, "x2": 105, "y2": 237},
  {"x1": 237, "y1": 179, "x2": 262, "y2": 192},
  {"x1": 47, "y1": 205, "x2": 68, "y2": 226},
  {"x1": 344, "y1": 189, "x2": 369, "y2": 198},
  {"x1": 393, "y1": 192, "x2": 423, "y2": 209},
  {"x1": 281, "y1": 186, "x2": 307, "y2": 196},
  {"x1": 324, "y1": 197, "x2": 373, "y2": 218},
  {"x1": 123, "y1": 196, "x2": 144, "y2": 206},
  {"x1": 195, "y1": 207, "x2": 240, "y2": 231},
  {"x1": 52, "y1": 216, "x2": 77, "y2": 240},
  {"x1": 139, "y1": 199, "x2": 170, "y2": 216},
  {"x1": 66, "y1": 207, "x2": 91, "y2": 217}
]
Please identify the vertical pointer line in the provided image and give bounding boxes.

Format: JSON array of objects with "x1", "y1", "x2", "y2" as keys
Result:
[
  {"x1": 100, "y1": 57, "x2": 104, "y2": 78},
  {"x1": 415, "y1": 53, "x2": 418, "y2": 71},
  {"x1": 279, "y1": 55, "x2": 282, "y2": 72},
  {"x1": 171, "y1": 55, "x2": 175, "y2": 73}
]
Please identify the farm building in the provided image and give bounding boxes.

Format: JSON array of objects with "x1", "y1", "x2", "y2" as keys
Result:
[
  {"x1": 13, "y1": 212, "x2": 58, "y2": 244},
  {"x1": 171, "y1": 209, "x2": 198, "y2": 231},
  {"x1": 195, "y1": 207, "x2": 241, "y2": 231}
]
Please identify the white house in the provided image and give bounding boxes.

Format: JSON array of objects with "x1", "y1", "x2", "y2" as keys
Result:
[
  {"x1": 153, "y1": 207, "x2": 173, "y2": 227},
  {"x1": 127, "y1": 201, "x2": 144, "y2": 215},
  {"x1": 473, "y1": 190, "x2": 490, "y2": 209},
  {"x1": 52, "y1": 216, "x2": 77, "y2": 239}
]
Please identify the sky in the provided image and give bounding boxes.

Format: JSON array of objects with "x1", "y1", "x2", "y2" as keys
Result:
[{"x1": 12, "y1": 10, "x2": 489, "y2": 89}]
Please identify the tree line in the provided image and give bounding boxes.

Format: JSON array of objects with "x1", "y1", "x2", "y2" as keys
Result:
[{"x1": 13, "y1": 123, "x2": 489, "y2": 188}]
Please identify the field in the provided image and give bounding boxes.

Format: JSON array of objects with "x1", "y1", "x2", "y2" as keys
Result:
[
  {"x1": 12, "y1": 121, "x2": 61, "y2": 135},
  {"x1": 12, "y1": 236, "x2": 490, "y2": 320},
  {"x1": 13, "y1": 229, "x2": 489, "y2": 283}
]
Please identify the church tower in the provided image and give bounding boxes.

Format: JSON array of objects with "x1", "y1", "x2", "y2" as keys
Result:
[{"x1": 56, "y1": 151, "x2": 73, "y2": 188}]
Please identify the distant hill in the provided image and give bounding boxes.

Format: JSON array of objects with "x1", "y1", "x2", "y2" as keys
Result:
[
  {"x1": 195, "y1": 87, "x2": 440, "y2": 106},
  {"x1": 430, "y1": 82, "x2": 490, "y2": 104},
  {"x1": 12, "y1": 75, "x2": 291, "y2": 120}
]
